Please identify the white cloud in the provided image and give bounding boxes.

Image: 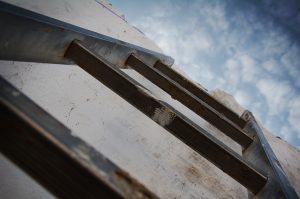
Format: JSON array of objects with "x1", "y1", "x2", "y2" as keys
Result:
[
  {"x1": 234, "y1": 90, "x2": 252, "y2": 107},
  {"x1": 218, "y1": 13, "x2": 253, "y2": 53},
  {"x1": 199, "y1": 2, "x2": 229, "y2": 31},
  {"x1": 256, "y1": 79, "x2": 294, "y2": 115},
  {"x1": 261, "y1": 28, "x2": 291, "y2": 57},
  {"x1": 224, "y1": 57, "x2": 241, "y2": 88},
  {"x1": 132, "y1": 1, "x2": 225, "y2": 66},
  {"x1": 251, "y1": 102, "x2": 265, "y2": 122},
  {"x1": 185, "y1": 63, "x2": 211, "y2": 80},
  {"x1": 279, "y1": 125, "x2": 294, "y2": 141},
  {"x1": 130, "y1": 0, "x2": 300, "y2": 147},
  {"x1": 238, "y1": 54, "x2": 259, "y2": 82},
  {"x1": 224, "y1": 53, "x2": 261, "y2": 88},
  {"x1": 262, "y1": 59, "x2": 284, "y2": 75},
  {"x1": 281, "y1": 44, "x2": 300, "y2": 87},
  {"x1": 288, "y1": 96, "x2": 300, "y2": 139}
]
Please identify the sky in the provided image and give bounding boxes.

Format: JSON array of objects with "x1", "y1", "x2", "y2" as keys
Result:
[{"x1": 109, "y1": 0, "x2": 300, "y2": 148}]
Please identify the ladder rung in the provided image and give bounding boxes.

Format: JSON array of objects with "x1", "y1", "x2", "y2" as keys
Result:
[
  {"x1": 153, "y1": 61, "x2": 247, "y2": 128},
  {"x1": 65, "y1": 40, "x2": 267, "y2": 194},
  {"x1": 125, "y1": 54, "x2": 252, "y2": 148},
  {"x1": 0, "y1": 76, "x2": 158, "y2": 199}
]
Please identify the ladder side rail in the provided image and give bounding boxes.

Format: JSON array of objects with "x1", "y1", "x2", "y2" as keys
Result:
[
  {"x1": 242, "y1": 111, "x2": 299, "y2": 199},
  {"x1": 0, "y1": 1, "x2": 174, "y2": 69},
  {"x1": 0, "y1": 76, "x2": 158, "y2": 199}
]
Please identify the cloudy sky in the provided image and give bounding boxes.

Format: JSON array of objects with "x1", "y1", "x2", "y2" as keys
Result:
[{"x1": 110, "y1": 0, "x2": 300, "y2": 148}]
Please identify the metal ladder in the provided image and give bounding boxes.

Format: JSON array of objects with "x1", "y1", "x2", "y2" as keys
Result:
[{"x1": 0, "y1": 2, "x2": 298, "y2": 199}]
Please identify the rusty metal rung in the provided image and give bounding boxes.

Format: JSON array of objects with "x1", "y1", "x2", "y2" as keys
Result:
[
  {"x1": 0, "y1": 76, "x2": 158, "y2": 199},
  {"x1": 125, "y1": 54, "x2": 252, "y2": 148},
  {"x1": 153, "y1": 61, "x2": 247, "y2": 128},
  {"x1": 64, "y1": 40, "x2": 267, "y2": 194}
]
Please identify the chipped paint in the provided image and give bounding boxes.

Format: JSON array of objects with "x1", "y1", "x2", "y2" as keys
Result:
[
  {"x1": 71, "y1": 144, "x2": 108, "y2": 180},
  {"x1": 152, "y1": 107, "x2": 176, "y2": 126},
  {"x1": 72, "y1": 144, "x2": 91, "y2": 163},
  {"x1": 136, "y1": 85, "x2": 158, "y2": 100},
  {"x1": 12, "y1": 90, "x2": 20, "y2": 96},
  {"x1": 112, "y1": 169, "x2": 157, "y2": 199}
]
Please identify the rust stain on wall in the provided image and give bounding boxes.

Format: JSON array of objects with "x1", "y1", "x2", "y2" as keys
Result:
[{"x1": 184, "y1": 166, "x2": 202, "y2": 184}]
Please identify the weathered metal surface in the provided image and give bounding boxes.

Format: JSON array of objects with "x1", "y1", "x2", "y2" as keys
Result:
[
  {"x1": 126, "y1": 54, "x2": 252, "y2": 148},
  {"x1": 0, "y1": 1, "x2": 173, "y2": 68},
  {"x1": 153, "y1": 61, "x2": 247, "y2": 128},
  {"x1": 65, "y1": 40, "x2": 267, "y2": 193},
  {"x1": 242, "y1": 111, "x2": 299, "y2": 199},
  {"x1": 0, "y1": 76, "x2": 159, "y2": 199}
]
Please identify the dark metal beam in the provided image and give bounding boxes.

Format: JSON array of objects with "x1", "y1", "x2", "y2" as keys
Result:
[
  {"x1": 65, "y1": 40, "x2": 267, "y2": 194},
  {"x1": 0, "y1": 1, "x2": 173, "y2": 68},
  {"x1": 242, "y1": 111, "x2": 299, "y2": 199},
  {"x1": 0, "y1": 76, "x2": 158, "y2": 199},
  {"x1": 153, "y1": 61, "x2": 247, "y2": 128},
  {"x1": 125, "y1": 54, "x2": 252, "y2": 148}
]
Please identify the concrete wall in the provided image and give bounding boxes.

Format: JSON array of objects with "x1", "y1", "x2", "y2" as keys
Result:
[{"x1": 0, "y1": 0, "x2": 299, "y2": 198}]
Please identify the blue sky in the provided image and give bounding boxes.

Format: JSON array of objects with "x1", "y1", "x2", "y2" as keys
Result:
[{"x1": 110, "y1": 0, "x2": 300, "y2": 148}]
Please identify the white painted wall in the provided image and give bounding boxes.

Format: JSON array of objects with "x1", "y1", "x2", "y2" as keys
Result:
[
  {"x1": 4, "y1": 0, "x2": 162, "y2": 53},
  {"x1": 0, "y1": 1, "x2": 299, "y2": 198}
]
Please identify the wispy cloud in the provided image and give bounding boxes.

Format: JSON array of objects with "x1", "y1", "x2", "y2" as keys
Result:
[
  {"x1": 257, "y1": 79, "x2": 294, "y2": 116},
  {"x1": 281, "y1": 44, "x2": 300, "y2": 87},
  {"x1": 128, "y1": 0, "x2": 300, "y2": 147},
  {"x1": 288, "y1": 97, "x2": 300, "y2": 139}
]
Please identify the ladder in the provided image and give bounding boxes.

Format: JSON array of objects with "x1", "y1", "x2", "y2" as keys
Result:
[{"x1": 0, "y1": 2, "x2": 298, "y2": 199}]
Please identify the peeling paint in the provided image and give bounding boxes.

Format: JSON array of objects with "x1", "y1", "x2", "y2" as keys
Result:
[
  {"x1": 137, "y1": 85, "x2": 158, "y2": 100},
  {"x1": 71, "y1": 144, "x2": 109, "y2": 178},
  {"x1": 152, "y1": 107, "x2": 176, "y2": 126},
  {"x1": 72, "y1": 144, "x2": 91, "y2": 163},
  {"x1": 112, "y1": 169, "x2": 157, "y2": 199},
  {"x1": 12, "y1": 90, "x2": 20, "y2": 96}
]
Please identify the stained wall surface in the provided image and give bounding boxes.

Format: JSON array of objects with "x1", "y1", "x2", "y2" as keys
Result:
[{"x1": 0, "y1": 1, "x2": 299, "y2": 198}]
